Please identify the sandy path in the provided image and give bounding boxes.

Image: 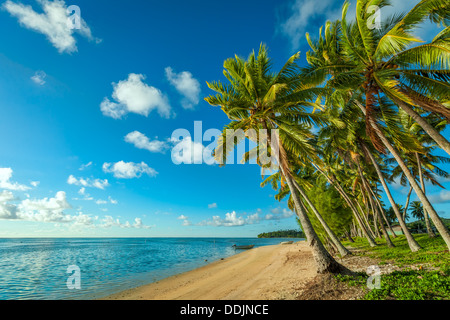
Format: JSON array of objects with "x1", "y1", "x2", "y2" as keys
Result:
[{"x1": 103, "y1": 241, "x2": 316, "y2": 300}]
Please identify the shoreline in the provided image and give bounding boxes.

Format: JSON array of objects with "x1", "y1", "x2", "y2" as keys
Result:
[{"x1": 102, "y1": 240, "x2": 315, "y2": 300}]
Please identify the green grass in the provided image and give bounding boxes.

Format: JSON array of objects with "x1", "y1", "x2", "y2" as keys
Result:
[
  {"x1": 342, "y1": 234, "x2": 450, "y2": 268},
  {"x1": 337, "y1": 234, "x2": 450, "y2": 300}
]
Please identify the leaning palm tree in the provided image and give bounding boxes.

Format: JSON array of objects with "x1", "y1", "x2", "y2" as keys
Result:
[
  {"x1": 204, "y1": 44, "x2": 348, "y2": 273},
  {"x1": 304, "y1": 0, "x2": 450, "y2": 250},
  {"x1": 261, "y1": 155, "x2": 352, "y2": 257}
]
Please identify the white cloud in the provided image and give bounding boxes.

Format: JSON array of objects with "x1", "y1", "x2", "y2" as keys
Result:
[
  {"x1": 0, "y1": 190, "x2": 15, "y2": 202},
  {"x1": 171, "y1": 136, "x2": 214, "y2": 165},
  {"x1": 67, "y1": 175, "x2": 109, "y2": 189},
  {"x1": 31, "y1": 70, "x2": 46, "y2": 85},
  {"x1": 108, "y1": 196, "x2": 118, "y2": 205},
  {"x1": 0, "y1": 190, "x2": 19, "y2": 219},
  {"x1": 101, "y1": 73, "x2": 172, "y2": 119},
  {"x1": 95, "y1": 196, "x2": 118, "y2": 205},
  {"x1": 165, "y1": 67, "x2": 201, "y2": 109},
  {"x1": 182, "y1": 219, "x2": 191, "y2": 226},
  {"x1": 0, "y1": 202, "x2": 19, "y2": 219},
  {"x1": 196, "y1": 207, "x2": 294, "y2": 227},
  {"x1": 124, "y1": 131, "x2": 169, "y2": 153},
  {"x1": 79, "y1": 161, "x2": 93, "y2": 171},
  {"x1": 265, "y1": 207, "x2": 294, "y2": 220},
  {"x1": 208, "y1": 203, "x2": 217, "y2": 209},
  {"x1": 100, "y1": 215, "x2": 150, "y2": 229},
  {"x1": 70, "y1": 211, "x2": 95, "y2": 226},
  {"x1": 0, "y1": 168, "x2": 31, "y2": 191},
  {"x1": 102, "y1": 161, "x2": 158, "y2": 179},
  {"x1": 3, "y1": 0, "x2": 99, "y2": 54},
  {"x1": 177, "y1": 215, "x2": 191, "y2": 226},
  {"x1": 428, "y1": 190, "x2": 450, "y2": 204},
  {"x1": 30, "y1": 181, "x2": 40, "y2": 187},
  {"x1": 0, "y1": 190, "x2": 142, "y2": 229},
  {"x1": 199, "y1": 211, "x2": 255, "y2": 227},
  {"x1": 18, "y1": 191, "x2": 76, "y2": 223}
]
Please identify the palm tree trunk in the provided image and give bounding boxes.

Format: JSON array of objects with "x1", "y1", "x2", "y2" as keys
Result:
[
  {"x1": 264, "y1": 122, "x2": 346, "y2": 273},
  {"x1": 312, "y1": 164, "x2": 377, "y2": 246},
  {"x1": 416, "y1": 152, "x2": 436, "y2": 238},
  {"x1": 362, "y1": 143, "x2": 421, "y2": 251},
  {"x1": 292, "y1": 179, "x2": 352, "y2": 257},
  {"x1": 359, "y1": 178, "x2": 382, "y2": 239},
  {"x1": 357, "y1": 163, "x2": 395, "y2": 248},
  {"x1": 358, "y1": 103, "x2": 450, "y2": 250},
  {"x1": 282, "y1": 167, "x2": 345, "y2": 273},
  {"x1": 354, "y1": 197, "x2": 377, "y2": 239},
  {"x1": 403, "y1": 185, "x2": 413, "y2": 221},
  {"x1": 396, "y1": 100, "x2": 450, "y2": 156},
  {"x1": 369, "y1": 185, "x2": 397, "y2": 238}
]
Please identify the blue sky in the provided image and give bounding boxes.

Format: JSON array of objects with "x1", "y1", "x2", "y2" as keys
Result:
[{"x1": 0, "y1": 0, "x2": 448, "y2": 238}]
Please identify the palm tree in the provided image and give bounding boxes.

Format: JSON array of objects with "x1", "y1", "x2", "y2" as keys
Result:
[
  {"x1": 303, "y1": 0, "x2": 450, "y2": 250},
  {"x1": 410, "y1": 201, "x2": 425, "y2": 221},
  {"x1": 204, "y1": 44, "x2": 348, "y2": 273}
]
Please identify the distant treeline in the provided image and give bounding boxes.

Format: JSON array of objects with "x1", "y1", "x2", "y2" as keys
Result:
[
  {"x1": 257, "y1": 229, "x2": 305, "y2": 238},
  {"x1": 407, "y1": 218, "x2": 450, "y2": 233}
]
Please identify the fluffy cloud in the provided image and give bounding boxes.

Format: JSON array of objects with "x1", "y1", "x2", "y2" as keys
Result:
[
  {"x1": 18, "y1": 191, "x2": 73, "y2": 223},
  {"x1": 195, "y1": 207, "x2": 294, "y2": 227},
  {"x1": 0, "y1": 190, "x2": 19, "y2": 219},
  {"x1": 0, "y1": 168, "x2": 31, "y2": 191},
  {"x1": 3, "y1": 191, "x2": 93, "y2": 225},
  {"x1": 165, "y1": 67, "x2": 201, "y2": 110},
  {"x1": 0, "y1": 190, "x2": 15, "y2": 202},
  {"x1": 124, "y1": 131, "x2": 169, "y2": 153},
  {"x1": 265, "y1": 207, "x2": 295, "y2": 220},
  {"x1": 208, "y1": 203, "x2": 217, "y2": 209},
  {"x1": 177, "y1": 214, "x2": 191, "y2": 226},
  {"x1": 67, "y1": 175, "x2": 109, "y2": 190},
  {"x1": 101, "y1": 73, "x2": 171, "y2": 119},
  {"x1": 3, "y1": 0, "x2": 99, "y2": 54},
  {"x1": 0, "y1": 189, "x2": 145, "y2": 229},
  {"x1": 199, "y1": 211, "x2": 259, "y2": 227},
  {"x1": 102, "y1": 161, "x2": 158, "y2": 179},
  {"x1": 100, "y1": 215, "x2": 150, "y2": 229}
]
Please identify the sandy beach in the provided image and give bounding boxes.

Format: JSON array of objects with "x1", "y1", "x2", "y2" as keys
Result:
[{"x1": 103, "y1": 241, "x2": 317, "y2": 300}]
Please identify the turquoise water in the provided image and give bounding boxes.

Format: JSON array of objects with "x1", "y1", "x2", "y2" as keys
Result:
[{"x1": 0, "y1": 237, "x2": 304, "y2": 300}]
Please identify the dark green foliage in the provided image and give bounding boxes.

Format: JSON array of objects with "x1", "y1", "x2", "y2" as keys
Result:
[
  {"x1": 257, "y1": 229, "x2": 305, "y2": 238},
  {"x1": 406, "y1": 218, "x2": 450, "y2": 233},
  {"x1": 304, "y1": 178, "x2": 353, "y2": 245}
]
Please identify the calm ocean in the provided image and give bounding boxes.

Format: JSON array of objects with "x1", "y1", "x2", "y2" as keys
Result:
[{"x1": 0, "y1": 237, "x2": 304, "y2": 300}]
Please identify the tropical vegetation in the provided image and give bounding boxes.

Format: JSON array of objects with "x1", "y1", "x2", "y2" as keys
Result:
[
  {"x1": 205, "y1": 0, "x2": 450, "y2": 276},
  {"x1": 257, "y1": 229, "x2": 305, "y2": 238}
]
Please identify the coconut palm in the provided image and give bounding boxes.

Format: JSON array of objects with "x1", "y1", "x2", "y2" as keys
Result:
[
  {"x1": 204, "y1": 44, "x2": 348, "y2": 273},
  {"x1": 410, "y1": 201, "x2": 425, "y2": 221},
  {"x1": 303, "y1": 0, "x2": 450, "y2": 250}
]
